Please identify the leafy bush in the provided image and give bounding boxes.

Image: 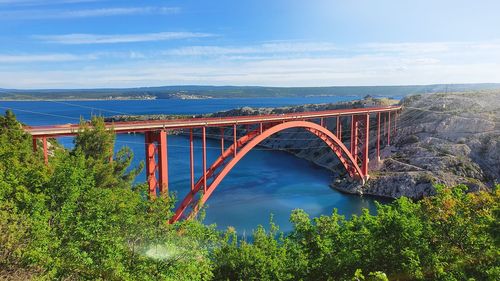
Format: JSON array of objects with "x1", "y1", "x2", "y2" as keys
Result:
[
  {"x1": 0, "y1": 111, "x2": 217, "y2": 280},
  {"x1": 212, "y1": 185, "x2": 499, "y2": 281}
]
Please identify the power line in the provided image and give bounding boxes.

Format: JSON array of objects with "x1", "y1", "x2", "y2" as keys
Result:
[
  {"x1": 46, "y1": 100, "x2": 131, "y2": 116},
  {"x1": 55, "y1": 135, "x2": 336, "y2": 151},
  {"x1": 0, "y1": 105, "x2": 81, "y2": 121}
]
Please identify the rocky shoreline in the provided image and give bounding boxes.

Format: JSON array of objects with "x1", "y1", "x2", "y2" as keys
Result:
[{"x1": 106, "y1": 91, "x2": 499, "y2": 199}]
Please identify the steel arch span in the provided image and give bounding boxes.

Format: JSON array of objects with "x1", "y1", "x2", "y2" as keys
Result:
[
  {"x1": 26, "y1": 105, "x2": 401, "y2": 223},
  {"x1": 170, "y1": 120, "x2": 365, "y2": 223}
]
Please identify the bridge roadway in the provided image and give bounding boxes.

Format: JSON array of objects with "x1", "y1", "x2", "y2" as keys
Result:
[{"x1": 24, "y1": 105, "x2": 402, "y2": 137}]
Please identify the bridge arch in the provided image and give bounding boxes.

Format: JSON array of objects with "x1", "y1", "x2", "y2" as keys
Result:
[{"x1": 171, "y1": 120, "x2": 365, "y2": 222}]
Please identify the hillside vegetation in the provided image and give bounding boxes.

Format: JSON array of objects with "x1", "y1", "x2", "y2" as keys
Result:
[
  {"x1": 2, "y1": 83, "x2": 500, "y2": 100},
  {"x1": 0, "y1": 110, "x2": 499, "y2": 280}
]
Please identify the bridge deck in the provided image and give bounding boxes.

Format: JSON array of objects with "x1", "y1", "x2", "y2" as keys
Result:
[{"x1": 24, "y1": 105, "x2": 402, "y2": 137}]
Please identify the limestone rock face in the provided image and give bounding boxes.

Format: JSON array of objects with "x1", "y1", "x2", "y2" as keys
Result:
[{"x1": 338, "y1": 91, "x2": 499, "y2": 198}]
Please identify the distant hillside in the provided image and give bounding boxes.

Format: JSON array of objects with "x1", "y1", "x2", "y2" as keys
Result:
[{"x1": 1, "y1": 83, "x2": 500, "y2": 100}]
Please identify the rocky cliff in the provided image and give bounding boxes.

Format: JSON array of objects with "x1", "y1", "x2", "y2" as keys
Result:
[{"x1": 352, "y1": 91, "x2": 499, "y2": 198}]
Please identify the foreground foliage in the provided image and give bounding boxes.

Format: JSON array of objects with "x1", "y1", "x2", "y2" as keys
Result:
[
  {"x1": 212, "y1": 185, "x2": 499, "y2": 281},
  {"x1": 0, "y1": 110, "x2": 498, "y2": 280},
  {"x1": 0, "y1": 112, "x2": 217, "y2": 280}
]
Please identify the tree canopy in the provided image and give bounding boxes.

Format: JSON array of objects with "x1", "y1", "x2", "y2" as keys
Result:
[{"x1": 0, "y1": 110, "x2": 498, "y2": 280}]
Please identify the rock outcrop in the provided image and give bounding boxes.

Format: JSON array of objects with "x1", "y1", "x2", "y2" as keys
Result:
[{"x1": 337, "y1": 91, "x2": 499, "y2": 198}]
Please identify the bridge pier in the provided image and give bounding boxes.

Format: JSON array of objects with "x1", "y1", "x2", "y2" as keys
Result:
[
  {"x1": 387, "y1": 111, "x2": 391, "y2": 146},
  {"x1": 220, "y1": 127, "x2": 225, "y2": 154},
  {"x1": 361, "y1": 114, "x2": 370, "y2": 178},
  {"x1": 383, "y1": 115, "x2": 387, "y2": 146},
  {"x1": 158, "y1": 131, "x2": 168, "y2": 194},
  {"x1": 233, "y1": 124, "x2": 237, "y2": 157},
  {"x1": 190, "y1": 129, "x2": 195, "y2": 191},
  {"x1": 347, "y1": 114, "x2": 371, "y2": 180},
  {"x1": 377, "y1": 112, "x2": 381, "y2": 161},
  {"x1": 32, "y1": 136, "x2": 48, "y2": 165},
  {"x1": 145, "y1": 130, "x2": 169, "y2": 198},
  {"x1": 32, "y1": 136, "x2": 37, "y2": 152},
  {"x1": 202, "y1": 127, "x2": 207, "y2": 193},
  {"x1": 352, "y1": 116, "x2": 359, "y2": 163},
  {"x1": 43, "y1": 138, "x2": 48, "y2": 165},
  {"x1": 338, "y1": 118, "x2": 342, "y2": 141}
]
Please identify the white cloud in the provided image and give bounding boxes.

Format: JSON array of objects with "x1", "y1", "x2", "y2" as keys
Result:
[
  {"x1": 60, "y1": 6, "x2": 179, "y2": 18},
  {"x1": 361, "y1": 40, "x2": 500, "y2": 55},
  {"x1": 0, "y1": 6, "x2": 180, "y2": 20},
  {"x1": 361, "y1": 42, "x2": 452, "y2": 54},
  {"x1": 0, "y1": 0, "x2": 105, "y2": 9},
  {"x1": 0, "y1": 0, "x2": 99, "y2": 4},
  {"x1": 1, "y1": 40, "x2": 500, "y2": 88},
  {"x1": 0, "y1": 51, "x2": 151, "y2": 63},
  {"x1": 0, "y1": 53, "x2": 86, "y2": 63},
  {"x1": 165, "y1": 42, "x2": 337, "y2": 56},
  {"x1": 34, "y1": 32, "x2": 214, "y2": 44}
]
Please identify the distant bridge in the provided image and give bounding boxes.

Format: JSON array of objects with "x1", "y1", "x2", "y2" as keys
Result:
[{"x1": 24, "y1": 105, "x2": 401, "y2": 222}]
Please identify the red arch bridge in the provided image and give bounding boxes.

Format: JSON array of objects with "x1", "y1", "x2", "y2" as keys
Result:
[{"x1": 24, "y1": 105, "x2": 401, "y2": 223}]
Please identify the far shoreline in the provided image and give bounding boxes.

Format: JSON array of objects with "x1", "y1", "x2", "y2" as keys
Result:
[{"x1": 0, "y1": 95, "x2": 363, "y2": 102}]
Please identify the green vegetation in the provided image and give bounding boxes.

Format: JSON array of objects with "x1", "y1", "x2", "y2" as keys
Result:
[
  {"x1": 1, "y1": 110, "x2": 499, "y2": 280},
  {"x1": 0, "y1": 111, "x2": 217, "y2": 280}
]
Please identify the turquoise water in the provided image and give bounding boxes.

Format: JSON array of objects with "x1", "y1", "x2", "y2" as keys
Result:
[{"x1": 2, "y1": 97, "x2": 384, "y2": 233}]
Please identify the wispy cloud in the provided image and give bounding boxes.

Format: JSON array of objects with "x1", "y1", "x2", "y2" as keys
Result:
[
  {"x1": 0, "y1": 6, "x2": 180, "y2": 20},
  {"x1": 360, "y1": 40, "x2": 500, "y2": 56},
  {"x1": 0, "y1": 53, "x2": 88, "y2": 63},
  {"x1": 361, "y1": 42, "x2": 452, "y2": 54},
  {"x1": 165, "y1": 42, "x2": 337, "y2": 56},
  {"x1": 0, "y1": 51, "x2": 151, "y2": 63},
  {"x1": 1, "y1": 40, "x2": 499, "y2": 88},
  {"x1": 0, "y1": 0, "x2": 101, "y2": 6},
  {"x1": 34, "y1": 32, "x2": 214, "y2": 44}
]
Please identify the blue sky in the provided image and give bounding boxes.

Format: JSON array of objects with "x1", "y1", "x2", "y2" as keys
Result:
[{"x1": 0, "y1": 0, "x2": 499, "y2": 88}]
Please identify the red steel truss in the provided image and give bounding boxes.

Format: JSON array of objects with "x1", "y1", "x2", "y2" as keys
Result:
[{"x1": 25, "y1": 105, "x2": 401, "y2": 222}]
